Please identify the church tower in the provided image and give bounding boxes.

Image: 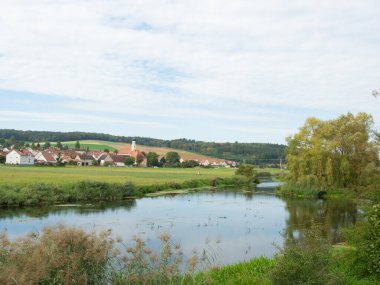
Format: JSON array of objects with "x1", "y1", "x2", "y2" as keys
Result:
[{"x1": 131, "y1": 141, "x2": 136, "y2": 151}]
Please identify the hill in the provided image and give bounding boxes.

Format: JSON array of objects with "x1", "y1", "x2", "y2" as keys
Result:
[
  {"x1": 50, "y1": 140, "x2": 230, "y2": 163},
  {"x1": 117, "y1": 143, "x2": 227, "y2": 163},
  {"x1": 0, "y1": 129, "x2": 286, "y2": 164}
]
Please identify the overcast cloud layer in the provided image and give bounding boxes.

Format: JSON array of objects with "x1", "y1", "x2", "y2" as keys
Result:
[{"x1": 0, "y1": 0, "x2": 379, "y2": 143}]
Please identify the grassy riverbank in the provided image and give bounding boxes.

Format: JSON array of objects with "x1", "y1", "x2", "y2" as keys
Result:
[
  {"x1": 276, "y1": 175, "x2": 380, "y2": 200},
  {"x1": 0, "y1": 165, "x2": 285, "y2": 206},
  {"x1": 1, "y1": 223, "x2": 378, "y2": 285},
  {"x1": 0, "y1": 176, "x2": 246, "y2": 206}
]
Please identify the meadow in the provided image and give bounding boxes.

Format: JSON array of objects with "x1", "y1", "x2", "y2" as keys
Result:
[
  {"x1": 51, "y1": 140, "x2": 121, "y2": 152},
  {"x1": 0, "y1": 165, "x2": 236, "y2": 186}
]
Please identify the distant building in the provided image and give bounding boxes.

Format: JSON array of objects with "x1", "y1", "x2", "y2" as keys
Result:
[
  {"x1": 98, "y1": 153, "x2": 113, "y2": 166},
  {"x1": 110, "y1": 155, "x2": 128, "y2": 167},
  {"x1": 125, "y1": 141, "x2": 147, "y2": 167},
  {"x1": 75, "y1": 154, "x2": 94, "y2": 166},
  {"x1": 35, "y1": 151, "x2": 57, "y2": 164},
  {"x1": 6, "y1": 150, "x2": 34, "y2": 165}
]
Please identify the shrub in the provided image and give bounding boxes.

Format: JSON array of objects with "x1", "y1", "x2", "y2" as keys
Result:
[
  {"x1": 23, "y1": 183, "x2": 63, "y2": 205},
  {"x1": 346, "y1": 203, "x2": 380, "y2": 280},
  {"x1": 113, "y1": 233, "x2": 192, "y2": 285},
  {"x1": 269, "y1": 223, "x2": 344, "y2": 285},
  {"x1": 0, "y1": 225, "x2": 114, "y2": 285}
]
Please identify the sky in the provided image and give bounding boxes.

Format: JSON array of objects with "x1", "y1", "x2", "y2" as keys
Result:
[{"x1": 0, "y1": 0, "x2": 379, "y2": 144}]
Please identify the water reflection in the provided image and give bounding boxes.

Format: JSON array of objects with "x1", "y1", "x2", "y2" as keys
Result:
[
  {"x1": 0, "y1": 200, "x2": 137, "y2": 219},
  {"x1": 284, "y1": 198, "x2": 357, "y2": 243}
]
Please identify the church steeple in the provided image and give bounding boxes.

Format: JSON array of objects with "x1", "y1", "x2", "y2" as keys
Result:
[{"x1": 131, "y1": 141, "x2": 136, "y2": 151}]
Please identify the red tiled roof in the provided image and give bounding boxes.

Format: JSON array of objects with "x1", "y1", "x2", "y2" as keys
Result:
[
  {"x1": 128, "y1": 150, "x2": 146, "y2": 158},
  {"x1": 61, "y1": 151, "x2": 78, "y2": 158},
  {"x1": 42, "y1": 152, "x2": 56, "y2": 162},
  {"x1": 61, "y1": 155, "x2": 72, "y2": 161},
  {"x1": 13, "y1": 150, "x2": 30, "y2": 156},
  {"x1": 110, "y1": 155, "x2": 129, "y2": 163}
]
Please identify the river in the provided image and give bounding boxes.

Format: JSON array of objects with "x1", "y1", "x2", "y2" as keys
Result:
[{"x1": 0, "y1": 182, "x2": 357, "y2": 266}]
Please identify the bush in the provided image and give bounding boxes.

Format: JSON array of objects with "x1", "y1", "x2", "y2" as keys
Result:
[
  {"x1": 0, "y1": 225, "x2": 114, "y2": 285},
  {"x1": 346, "y1": 203, "x2": 380, "y2": 280},
  {"x1": 269, "y1": 223, "x2": 344, "y2": 285},
  {"x1": 113, "y1": 233, "x2": 195, "y2": 285}
]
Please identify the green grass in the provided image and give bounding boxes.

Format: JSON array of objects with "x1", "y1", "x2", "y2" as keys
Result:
[
  {"x1": 51, "y1": 140, "x2": 120, "y2": 152},
  {"x1": 192, "y1": 257, "x2": 274, "y2": 284},
  {"x1": 0, "y1": 166, "x2": 281, "y2": 206},
  {"x1": 0, "y1": 165, "x2": 236, "y2": 186},
  {"x1": 0, "y1": 166, "x2": 286, "y2": 187}
]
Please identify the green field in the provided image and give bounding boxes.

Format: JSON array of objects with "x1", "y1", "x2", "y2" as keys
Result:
[
  {"x1": 51, "y1": 140, "x2": 121, "y2": 152},
  {"x1": 0, "y1": 165, "x2": 236, "y2": 186}
]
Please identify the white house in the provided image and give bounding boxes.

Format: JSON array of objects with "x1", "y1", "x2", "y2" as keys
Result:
[
  {"x1": 34, "y1": 151, "x2": 57, "y2": 164},
  {"x1": 6, "y1": 150, "x2": 34, "y2": 165},
  {"x1": 97, "y1": 153, "x2": 113, "y2": 166},
  {"x1": 75, "y1": 154, "x2": 94, "y2": 166}
]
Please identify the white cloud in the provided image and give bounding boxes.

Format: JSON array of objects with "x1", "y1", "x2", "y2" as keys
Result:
[
  {"x1": 0, "y1": 110, "x2": 174, "y2": 129},
  {"x1": 0, "y1": 0, "x2": 379, "y2": 142}
]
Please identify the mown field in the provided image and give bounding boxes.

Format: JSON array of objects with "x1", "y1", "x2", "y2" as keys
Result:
[
  {"x1": 51, "y1": 140, "x2": 121, "y2": 152},
  {"x1": 0, "y1": 165, "x2": 237, "y2": 186}
]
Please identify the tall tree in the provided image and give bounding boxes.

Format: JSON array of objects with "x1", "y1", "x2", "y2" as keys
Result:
[
  {"x1": 287, "y1": 112, "x2": 379, "y2": 188},
  {"x1": 44, "y1": 142, "x2": 51, "y2": 149},
  {"x1": 235, "y1": 164, "x2": 256, "y2": 188},
  {"x1": 136, "y1": 153, "x2": 145, "y2": 165},
  {"x1": 56, "y1": 141, "x2": 63, "y2": 149},
  {"x1": 165, "y1": 152, "x2": 180, "y2": 166},
  {"x1": 75, "y1": 141, "x2": 81, "y2": 150}
]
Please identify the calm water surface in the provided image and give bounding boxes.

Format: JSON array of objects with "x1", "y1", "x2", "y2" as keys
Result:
[{"x1": 0, "y1": 182, "x2": 357, "y2": 266}]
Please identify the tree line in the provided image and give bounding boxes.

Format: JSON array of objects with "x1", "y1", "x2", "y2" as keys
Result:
[{"x1": 0, "y1": 129, "x2": 286, "y2": 164}]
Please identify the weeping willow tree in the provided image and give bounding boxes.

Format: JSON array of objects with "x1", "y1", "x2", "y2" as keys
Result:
[{"x1": 286, "y1": 112, "x2": 379, "y2": 189}]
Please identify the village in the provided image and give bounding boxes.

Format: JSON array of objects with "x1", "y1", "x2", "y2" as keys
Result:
[{"x1": 0, "y1": 140, "x2": 237, "y2": 168}]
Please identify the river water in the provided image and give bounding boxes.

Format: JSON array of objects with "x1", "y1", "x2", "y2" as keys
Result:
[{"x1": 0, "y1": 182, "x2": 357, "y2": 266}]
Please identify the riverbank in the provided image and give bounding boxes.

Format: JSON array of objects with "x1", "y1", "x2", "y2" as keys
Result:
[
  {"x1": 1, "y1": 224, "x2": 377, "y2": 285},
  {"x1": 276, "y1": 181, "x2": 380, "y2": 201},
  {"x1": 0, "y1": 176, "x2": 246, "y2": 206},
  {"x1": 0, "y1": 165, "x2": 286, "y2": 207}
]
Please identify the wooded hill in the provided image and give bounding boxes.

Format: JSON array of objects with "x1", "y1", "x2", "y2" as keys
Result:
[{"x1": 0, "y1": 129, "x2": 286, "y2": 164}]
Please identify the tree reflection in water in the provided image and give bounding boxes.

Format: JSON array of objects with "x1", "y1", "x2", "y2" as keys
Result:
[
  {"x1": 283, "y1": 198, "x2": 357, "y2": 244},
  {"x1": 0, "y1": 199, "x2": 137, "y2": 219}
]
